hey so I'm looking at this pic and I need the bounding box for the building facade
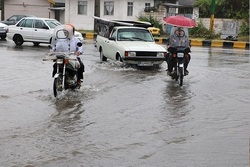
[65,0,155,30]
[2,0,56,19]
[2,0,156,30]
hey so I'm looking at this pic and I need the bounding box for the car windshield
[45,19,61,29]
[117,28,154,42]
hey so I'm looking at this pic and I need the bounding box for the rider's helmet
[64,23,75,39]
[50,24,75,49]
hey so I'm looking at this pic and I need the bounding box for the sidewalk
[82,32,249,49]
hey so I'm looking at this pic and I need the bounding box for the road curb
[82,33,249,49]
[156,38,250,49]
[82,32,97,39]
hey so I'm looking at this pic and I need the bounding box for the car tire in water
[33,42,40,46]
[14,35,24,46]
[0,35,6,39]
[100,49,107,61]
[116,54,123,62]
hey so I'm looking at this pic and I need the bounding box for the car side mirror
[43,26,49,30]
[109,37,115,41]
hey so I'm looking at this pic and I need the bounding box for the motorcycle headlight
[56,59,64,64]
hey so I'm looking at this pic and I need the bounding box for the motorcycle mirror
[56,29,69,39]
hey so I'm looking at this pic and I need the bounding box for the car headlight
[125,51,136,57]
[157,52,165,57]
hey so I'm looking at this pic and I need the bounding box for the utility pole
[209,0,215,38]
[1,0,5,20]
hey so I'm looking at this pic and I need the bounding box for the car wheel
[14,35,24,46]
[116,54,123,62]
[49,37,52,44]
[153,64,160,69]
[0,35,6,39]
[100,48,107,61]
[33,42,40,46]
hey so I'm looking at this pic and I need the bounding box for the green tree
[194,0,249,36]
[194,0,211,18]
[194,0,249,20]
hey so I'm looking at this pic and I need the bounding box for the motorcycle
[169,47,188,86]
[43,25,82,97]
[44,52,81,97]
[171,49,185,86]
[167,27,191,87]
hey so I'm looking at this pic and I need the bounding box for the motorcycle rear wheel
[53,74,63,97]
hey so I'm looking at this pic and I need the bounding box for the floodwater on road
[0,39,249,167]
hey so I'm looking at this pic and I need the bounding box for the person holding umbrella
[163,15,196,76]
[166,26,191,76]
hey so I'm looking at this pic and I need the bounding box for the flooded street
[0,39,249,167]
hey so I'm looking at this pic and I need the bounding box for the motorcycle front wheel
[178,66,184,86]
[53,74,63,97]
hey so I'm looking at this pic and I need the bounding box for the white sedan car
[7,17,84,46]
[0,22,8,39]
[96,26,167,67]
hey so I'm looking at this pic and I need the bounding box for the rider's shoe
[76,80,82,89]
[77,79,82,86]
[184,70,189,76]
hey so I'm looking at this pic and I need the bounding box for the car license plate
[137,62,153,66]
[177,53,184,58]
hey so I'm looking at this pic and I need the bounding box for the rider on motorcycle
[165,26,191,76]
[52,24,84,86]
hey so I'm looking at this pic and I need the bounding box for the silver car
[1,15,34,25]
[0,22,8,39]
[7,17,84,46]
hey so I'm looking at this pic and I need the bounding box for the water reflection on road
[0,39,249,167]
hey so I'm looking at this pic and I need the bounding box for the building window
[127,2,133,16]
[78,1,87,15]
[145,3,150,10]
[104,1,114,15]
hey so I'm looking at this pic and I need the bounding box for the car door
[105,28,117,60]
[32,19,51,43]
[17,18,34,41]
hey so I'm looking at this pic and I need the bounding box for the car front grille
[136,52,157,57]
